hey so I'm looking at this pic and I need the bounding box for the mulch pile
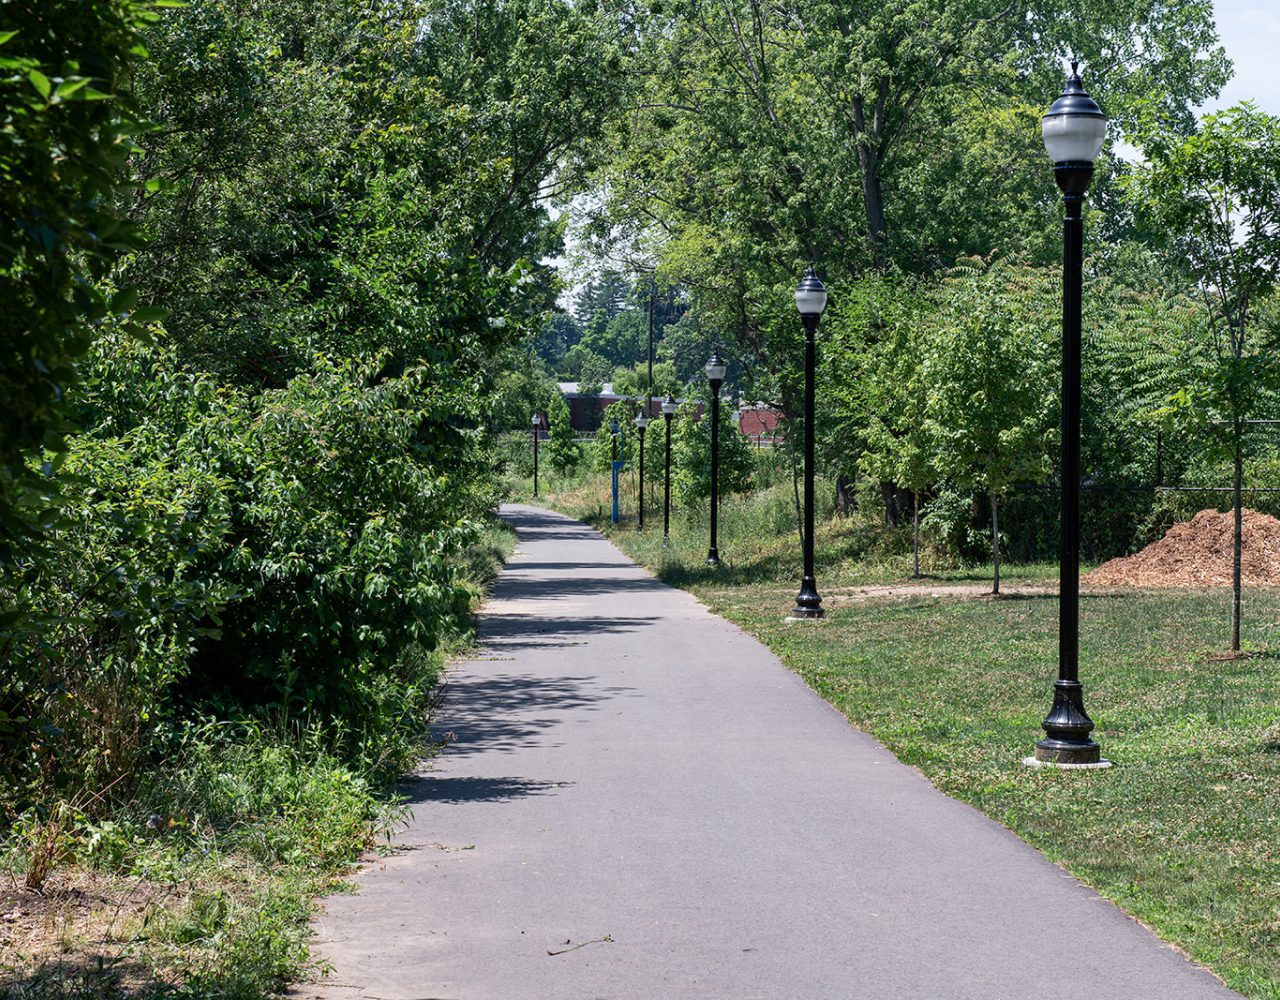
[1085,508,1280,588]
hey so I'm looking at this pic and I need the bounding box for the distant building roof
[557,381,622,398]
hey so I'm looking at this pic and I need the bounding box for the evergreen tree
[543,389,580,474]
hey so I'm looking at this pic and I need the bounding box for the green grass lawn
[534,472,1280,999]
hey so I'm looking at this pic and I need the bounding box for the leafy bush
[197,354,485,721]
[591,400,637,471]
[671,399,753,508]
[1,331,241,816]
[0,333,500,819]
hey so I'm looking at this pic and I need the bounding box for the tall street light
[635,408,649,529]
[662,394,677,539]
[1035,61,1107,766]
[705,351,727,566]
[791,267,828,619]
[531,412,541,499]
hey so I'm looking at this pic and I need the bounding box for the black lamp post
[791,267,828,619]
[705,351,727,566]
[1035,61,1107,766]
[662,394,677,539]
[531,412,541,498]
[635,408,649,529]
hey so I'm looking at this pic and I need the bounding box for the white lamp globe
[634,411,649,429]
[1042,61,1107,164]
[661,394,678,416]
[704,352,727,384]
[794,267,828,319]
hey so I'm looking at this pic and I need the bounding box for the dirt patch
[0,870,176,991]
[821,582,1058,604]
[1085,508,1280,588]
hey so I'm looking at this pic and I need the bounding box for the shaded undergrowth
[1,519,516,999]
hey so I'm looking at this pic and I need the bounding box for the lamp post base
[706,549,720,567]
[790,578,824,619]
[1035,679,1100,764]
[1033,739,1101,765]
[1022,755,1111,769]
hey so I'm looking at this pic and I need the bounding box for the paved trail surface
[304,504,1238,1000]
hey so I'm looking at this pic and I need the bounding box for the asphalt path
[303,503,1239,1000]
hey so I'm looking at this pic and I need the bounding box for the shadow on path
[506,561,632,572]
[399,775,571,805]
[435,672,636,759]
[487,576,666,601]
[478,614,660,651]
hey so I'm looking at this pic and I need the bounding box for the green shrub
[195,353,484,725]
[543,389,580,474]
[671,399,753,507]
[0,331,241,817]
[1,335,498,819]
[591,400,637,471]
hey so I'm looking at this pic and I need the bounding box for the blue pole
[611,460,620,523]
[610,420,623,525]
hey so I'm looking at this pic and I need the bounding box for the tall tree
[576,0,1227,510]
[923,263,1057,594]
[1129,103,1280,652]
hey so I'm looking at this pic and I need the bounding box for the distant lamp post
[635,408,649,529]
[1034,61,1108,767]
[704,351,727,566]
[610,417,621,525]
[531,412,541,498]
[662,394,678,539]
[791,266,828,619]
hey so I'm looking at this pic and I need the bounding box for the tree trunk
[881,481,901,527]
[1232,417,1243,652]
[856,143,889,270]
[912,489,921,578]
[835,474,856,517]
[990,492,1000,596]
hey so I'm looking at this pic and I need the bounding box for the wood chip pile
[1084,508,1280,588]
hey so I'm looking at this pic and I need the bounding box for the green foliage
[1128,102,1280,415]
[592,401,635,471]
[922,263,1057,499]
[0,0,159,551]
[823,272,929,487]
[1128,102,1280,648]
[1,330,241,811]
[534,311,583,368]
[543,389,580,475]
[610,361,680,400]
[5,720,410,994]
[580,0,1226,392]
[1,333,499,814]
[671,399,753,508]
[2,0,628,853]
[201,354,486,723]
[580,310,649,369]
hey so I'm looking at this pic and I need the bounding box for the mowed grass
[537,472,1280,999]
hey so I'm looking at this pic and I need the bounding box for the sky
[1208,0,1280,115]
